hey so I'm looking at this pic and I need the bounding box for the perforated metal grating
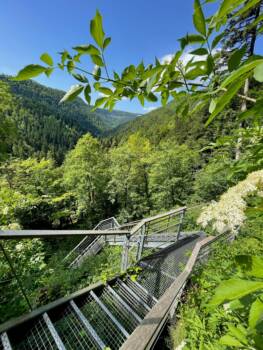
[53,304,100,350]
[11,317,58,350]
[77,293,127,350]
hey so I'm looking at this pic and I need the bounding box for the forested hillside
[0,75,137,163]
[1,0,263,347]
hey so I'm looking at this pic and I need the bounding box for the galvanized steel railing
[0,228,235,350]
[121,207,186,270]
[64,217,120,267]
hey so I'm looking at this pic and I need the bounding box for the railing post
[121,233,130,271]
[136,223,146,261]
[177,208,186,240]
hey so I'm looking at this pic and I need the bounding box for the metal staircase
[0,233,204,350]
[0,208,236,349]
[64,217,121,268]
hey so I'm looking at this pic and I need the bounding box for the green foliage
[63,133,109,226]
[149,142,199,209]
[108,133,151,221]
[192,157,232,202]
[0,75,137,163]
[170,197,263,349]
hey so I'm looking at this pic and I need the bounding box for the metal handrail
[121,207,187,270]
[120,230,235,350]
[64,217,120,263]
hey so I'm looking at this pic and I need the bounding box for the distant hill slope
[107,98,241,149]
[0,75,138,163]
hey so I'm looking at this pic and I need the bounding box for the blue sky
[0,0,261,114]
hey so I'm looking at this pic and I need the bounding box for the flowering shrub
[197,170,263,234]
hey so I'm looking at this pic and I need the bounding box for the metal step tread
[77,293,127,350]
[53,304,100,350]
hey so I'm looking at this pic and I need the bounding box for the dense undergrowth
[170,196,263,349]
[0,243,122,323]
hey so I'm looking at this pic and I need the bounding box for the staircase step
[10,316,59,350]
[76,292,127,350]
[113,279,151,319]
[107,285,142,323]
[97,286,141,334]
[43,313,66,350]
[52,303,100,350]
[90,291,129,338]
[125,278,158,307]
[69,301,105,349]
[1,333,12,350]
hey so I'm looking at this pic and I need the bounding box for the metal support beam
[177,209,186,239]
[1,333,12,350]
[136,225,146,261]
[0,230,129,239]
[90,291,129,338]
[43,313,66,350]
[121,234,130,271]
[69,301,106,349]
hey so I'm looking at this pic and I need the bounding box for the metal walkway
[0,233,206,350]
[0,208,235,349]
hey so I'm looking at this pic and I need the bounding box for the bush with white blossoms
[197,170,263,234]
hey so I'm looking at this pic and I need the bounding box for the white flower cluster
[197,170,263,234]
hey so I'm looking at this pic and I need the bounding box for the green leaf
[236,255,263,278]
[219,334,243,347]
[208,278,263,308]
[228,324,248,345]
[211,33,224,49]
[190,48,208,55]
[249,297,263,329]
[73,44,100,56]
[44,68,54,77]
[67,60,75,73]
[161,91,169,106]
[146,92,158,102]
[103,37,111,50]
[72,73,89,83]
[91,55,104,66]
[90,10,105,49]
[209,98,216,113]
[98,87,112,95]
[13,64,47,81]
[93,66,101,81]
[138,94,145,106]
[40,53,53,66]
[193,0,206,36]
[228,46,247,72]
[59,84,84,103]
[234,0,261,18]
[254,62,263,82]
[206,73,249,125]
[221,59,263,88]
[84,84,91,104]
[210,0,244,29]
[92,97,107,110]
[178,34,205,49]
